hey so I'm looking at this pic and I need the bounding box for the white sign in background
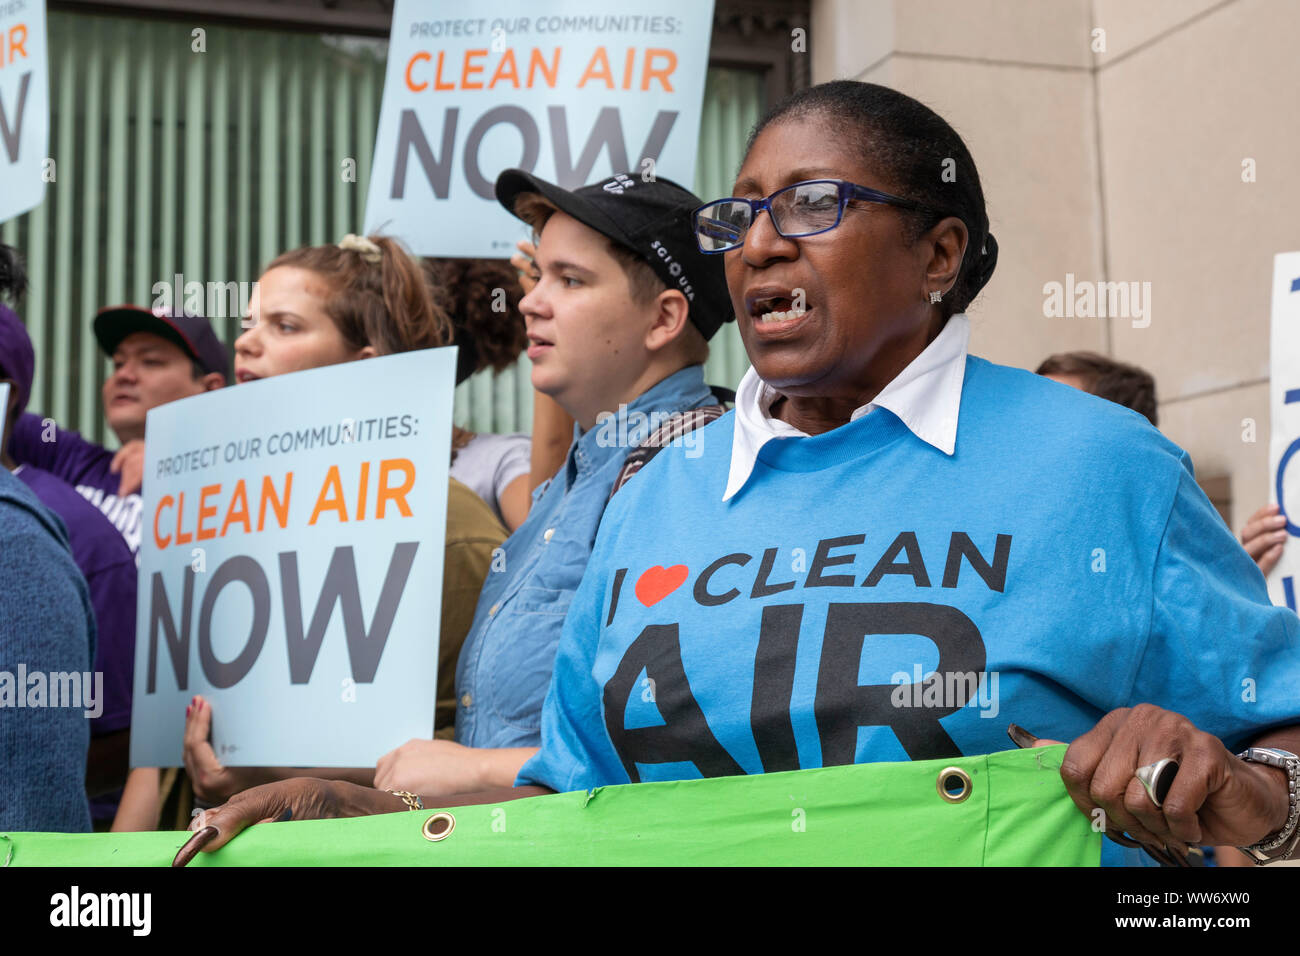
[1267,251,1300,610]
[365,0,715,258]
[0,0,47,224]
[130,349,457,767]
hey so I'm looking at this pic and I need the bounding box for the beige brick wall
[808,0,1297,532]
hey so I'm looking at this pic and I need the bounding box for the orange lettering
[153,495,174,550]
[221,479,252,537]
[357,461,370,521]
[489,48,520,89]
[462,48,487,89]
[8,25,27,62]
[377,459,416,519]
[622,47,635,90]
[641,48,676,92]
[258,473,293,531]
[405,51,431,92]
[175,491,193,546]
[309,465,349,525]
[196,484,220,541]
[527,47,560,88]
[433,50,456,90]
[578,46,614,89]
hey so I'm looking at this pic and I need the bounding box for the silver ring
[1135,758,1179,808]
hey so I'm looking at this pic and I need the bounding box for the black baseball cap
[93,305,229,383]
[495,169,734,340]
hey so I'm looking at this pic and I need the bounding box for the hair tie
[338,234,383,264]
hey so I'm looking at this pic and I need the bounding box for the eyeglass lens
[697,181,843,251]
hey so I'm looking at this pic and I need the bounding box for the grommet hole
[422,811,456,842]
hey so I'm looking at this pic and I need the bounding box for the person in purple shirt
[7,303,228,557]
[0,250,140,825]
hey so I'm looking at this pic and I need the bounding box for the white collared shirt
[723,313,971,501]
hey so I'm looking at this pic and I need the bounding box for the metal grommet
[936,766,973,804]
[422,811,456,842]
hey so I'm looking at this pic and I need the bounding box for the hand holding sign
[1046,705,1290,856]
[183,695,262,805]
[1241,503,1288,576]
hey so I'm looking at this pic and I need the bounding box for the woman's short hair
[513,193,666,307]
[265,236,452,355]
[747,80,998,318]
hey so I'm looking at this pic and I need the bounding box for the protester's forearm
[1242,725,1300,853]
[111,767,161,832]
[474,747,538,791]
[422,784,554,809]
[327,780,553,816]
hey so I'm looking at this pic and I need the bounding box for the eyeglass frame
[691,179,930,254]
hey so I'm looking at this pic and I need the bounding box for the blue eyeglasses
[692,179,926,254]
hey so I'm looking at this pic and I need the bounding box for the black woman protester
[178,82,1300,868]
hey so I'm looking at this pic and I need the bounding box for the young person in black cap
[8,305,228,556]
[369,169,734,801]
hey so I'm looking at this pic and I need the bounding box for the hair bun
[338,233,383,264]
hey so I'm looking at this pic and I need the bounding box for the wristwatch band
[1236,747,1300,864]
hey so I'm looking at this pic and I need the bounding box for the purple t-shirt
[15,464,138,822]
[10,412,143,557]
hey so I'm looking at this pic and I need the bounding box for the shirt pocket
[481,587,573,735]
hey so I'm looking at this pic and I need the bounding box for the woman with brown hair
[114,234,506,829]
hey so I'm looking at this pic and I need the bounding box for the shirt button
[489,603,500,616]
[461,693,472,708]
[543,527,555,542]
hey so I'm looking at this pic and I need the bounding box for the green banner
[2,746,1099,866]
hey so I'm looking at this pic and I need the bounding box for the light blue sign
[364,0,716,257]
[130,349,456,767]
[0,0,47,225]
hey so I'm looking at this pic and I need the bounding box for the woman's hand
[182,695,263,805]
[510,239,538,294]
[1052,705,1289,855]
[1241,503,1288,576]
[172,778,405,866]
[110,439,146,496]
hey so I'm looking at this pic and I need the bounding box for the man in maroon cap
[8,304,228,557]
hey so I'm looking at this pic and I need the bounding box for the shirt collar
[566,363,713,486]
[724,313,971,501]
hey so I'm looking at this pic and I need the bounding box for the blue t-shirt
[517,357,1300,862]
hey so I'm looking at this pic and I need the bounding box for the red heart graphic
[635,565,689,607]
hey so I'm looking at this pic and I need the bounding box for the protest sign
[5,747,1101,866]
[129,349,457,767]
[1267,252,1300,610]
[364,0,715,257]
[0,0,47,224]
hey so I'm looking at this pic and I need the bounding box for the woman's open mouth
[746,289,813,336]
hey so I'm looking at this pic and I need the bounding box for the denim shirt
[453,364,716,748]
